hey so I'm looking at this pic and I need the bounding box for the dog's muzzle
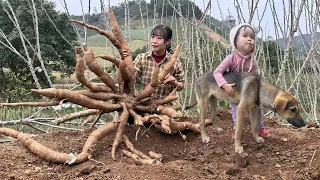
[287,117,306,128]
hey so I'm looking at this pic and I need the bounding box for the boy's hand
[123,50,130,57]
[222,83,236,96]
[163,75,176,85]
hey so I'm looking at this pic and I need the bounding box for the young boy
[214,23,270,138]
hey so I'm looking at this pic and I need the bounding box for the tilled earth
[1,109,320,179]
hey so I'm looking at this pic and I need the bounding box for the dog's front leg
[249,106,264,143]
[209,96,223,134]
[234,105,246,154]
[199,100,210,143]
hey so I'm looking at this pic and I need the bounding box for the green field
[85,29,149,47]
[85,26,150,64]
[88,40,146,57]
[89,39,146,66]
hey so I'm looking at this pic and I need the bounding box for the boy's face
[235,27,255,55]
[150,32,170,55]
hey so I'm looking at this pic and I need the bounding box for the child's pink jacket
[213,51,258,88]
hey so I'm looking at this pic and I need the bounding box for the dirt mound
[1,109,319,179]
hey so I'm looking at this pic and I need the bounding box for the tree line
[73,0,203,24]
[0,0,78,102]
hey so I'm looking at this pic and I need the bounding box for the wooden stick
[0,100,60,107]
[53,109,100,124]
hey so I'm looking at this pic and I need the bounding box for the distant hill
[197,22,230,49]
[70,0,231,44]
[276,32,320,50]
[71,0,203,31]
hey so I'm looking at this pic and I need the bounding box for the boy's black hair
[234,25,255,48]
[151,24,172,52]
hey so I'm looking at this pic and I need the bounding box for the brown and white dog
[185,71,306,154]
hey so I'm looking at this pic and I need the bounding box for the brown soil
[1,109,319,180]
[197,22,230,49]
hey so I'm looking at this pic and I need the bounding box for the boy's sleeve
[213,55,232,88]
[133,54,142,78]
[251,59,259,73]
[173,58,184,82]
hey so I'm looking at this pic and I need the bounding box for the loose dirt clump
[0,109,319,179]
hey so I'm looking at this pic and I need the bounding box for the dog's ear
[274,96,287,113]
[285,100,295,109]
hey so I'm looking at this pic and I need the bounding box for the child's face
[235,27,255,55]
[150,33,170,55]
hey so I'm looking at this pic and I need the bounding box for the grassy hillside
[85,29,149,47]
[88,40,147,58]
[83,25,151,65]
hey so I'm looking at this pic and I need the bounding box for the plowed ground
[1,109,319,179]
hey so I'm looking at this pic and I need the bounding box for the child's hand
[163,75,176,85]
[122,50,130,57]
[222,83,236,96]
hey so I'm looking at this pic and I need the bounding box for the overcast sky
[50,0,313,39]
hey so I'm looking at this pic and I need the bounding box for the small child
[213,23,270,138]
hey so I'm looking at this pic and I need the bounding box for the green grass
[85,30,148,48]
[129,28,150,40]
[84,25,150,47]
[89,39,146,66]
[89,39,146,55]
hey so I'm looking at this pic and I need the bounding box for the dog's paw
[202,136,210,143]
[215,127,224,134]
[255,136,264,143]
[235,145,244,154]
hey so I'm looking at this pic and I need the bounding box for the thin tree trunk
[30,0,52,87]
[276,0,306,85]
[3,1,41,89]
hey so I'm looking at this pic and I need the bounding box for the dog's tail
[182,101,197,110]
